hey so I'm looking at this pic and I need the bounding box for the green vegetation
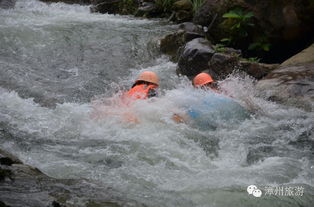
[119,0,138,15]
[213,44,226,53]
[155,0,175,13]
[220,7,255,46]
[249,39,271,52]
[189,0,206,13]
[246,57,261,63]
[220,7,272,60]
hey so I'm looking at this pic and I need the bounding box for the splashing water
[1,0,314,206]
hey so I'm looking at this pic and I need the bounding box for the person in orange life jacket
[124,71,159,102]
[172,73,216,123]
[90,71,159,122]
[121,71,159,123]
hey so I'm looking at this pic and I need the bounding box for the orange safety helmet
[135,71,159,86]
[193,72,214,87]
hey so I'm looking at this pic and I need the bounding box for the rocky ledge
[257,43,314,111]
[0,149,143,207]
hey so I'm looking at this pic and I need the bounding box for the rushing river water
[1,0,314,206]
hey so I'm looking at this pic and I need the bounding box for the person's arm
[172,113,189,123]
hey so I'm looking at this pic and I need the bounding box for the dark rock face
[193,0,314,62]
[0,149,143,207]
[0,0,16,9]
[194,0,314,40]
[209,53,239,79]
[90,0,138,15]
[177,38,215,77]
[193,0,222,27]
[90,0,122,14]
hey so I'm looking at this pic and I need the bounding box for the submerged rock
[177,38,215,77]
[257,44,314,110]
[0,0,16,9]
[0,149,143,207]
[160,22,205,61]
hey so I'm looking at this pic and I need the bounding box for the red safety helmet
[193,73,214,87]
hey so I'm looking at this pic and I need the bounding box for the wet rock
[257,43,314,110]
[0,0,16,9]
[178,22,205,35]
[208,53,239,79]
[160,30,185,61]
[138,2,156,12]
[257,46,314,110]
[160,23,205,61]
[247,145,275,165]
[177,38,215,77]
[0,149,22,166]
[90,0,122,14]
[0,149,143,207]
[238,61,279,79]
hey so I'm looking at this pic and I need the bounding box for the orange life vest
[124,83,157,101]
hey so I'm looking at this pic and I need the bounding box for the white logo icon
[247,185,257,194]
[252,189,262,197]
[247,185,262,197]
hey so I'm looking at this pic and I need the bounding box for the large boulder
[0,0,16,9]
[256,43,314,110]
[176,37,277,80]
[177,38,215,77]
[160,22,205,61]
[208,52,239,79]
